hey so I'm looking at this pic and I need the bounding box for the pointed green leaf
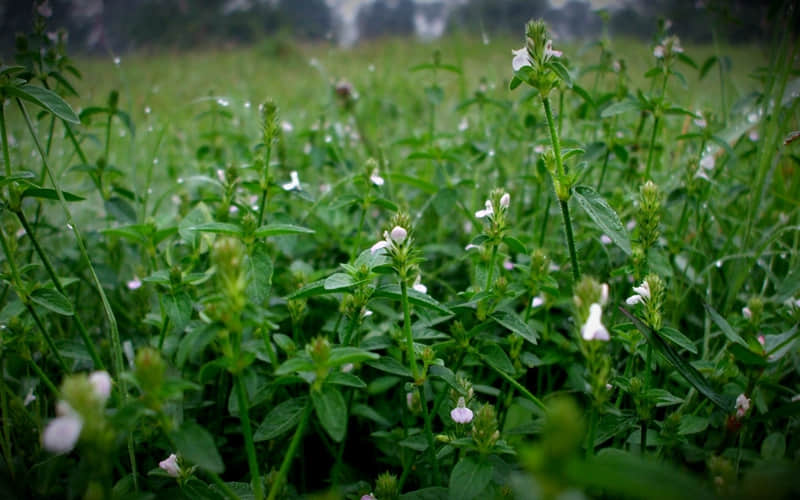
[254,396,309,441]
[30,288,74,316]
[449,456,493,500]
[5,84,80,123]
[245,242,273,305]
[703,302,747,346]
[188,222,243,236]
[600,99,641,118]
[170,422,224,473]
[490,310,538,345]
[253,223,314,238]
[573,185,631,255]
[311,386,347,442]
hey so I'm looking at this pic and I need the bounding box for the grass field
[1,12,799,500]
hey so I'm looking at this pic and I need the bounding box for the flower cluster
[625,274,665,331]
[42,371,112,454]
[510,19,564,96]
[574,277,611,342]
[653,35,684,60]
[735,393,751,419]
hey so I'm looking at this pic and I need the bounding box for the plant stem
[15,210,104,369]
[27,358,59,395]
[400,280,419,381]
[16,98,138,487]
[644,115,660,180]
[479,350,546,413]
[235,375,263,500]
[268,402,312,500]
[0,106,11,176]
[207,470,242,500]
[417,383,438,485]
[586,405,597,457]
[485,243,498,291]
[0,357,15,479]
[542,95,580,283]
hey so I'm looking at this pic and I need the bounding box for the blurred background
[0,0,776,55]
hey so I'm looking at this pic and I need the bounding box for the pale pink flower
[511,48,532,72]
[500,192,510,209]
[450,397,473,424]
[89,371,112,403]
[581,304,609,341]
[475,199,493,219]
[742,307,752,320]
[159,453,180,477]
[735,393,751,418]
[282,171,301,191]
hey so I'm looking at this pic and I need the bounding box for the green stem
[267,402,312,500]
[16,98,137,486]
[479,350,546,412]
[0,105,12,176]
[417,384,438,485]
[542,96,580,283]
[644,115,661,180]
[352,204,367,261]
[15,210,104,369]
[586,405,598,457]
[207,470,242,500]
[235,375,263,500]
[257,146,272,226]
[27,358,59,395]
[485,244,498,291]
[24,301,68,372]
[400,280,419,381]
[0,357,15,479]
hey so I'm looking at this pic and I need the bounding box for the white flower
[735,393,751,418]
[700,154,715,170]
[37,2,53,17]
[341,363,354,373]
[600,234,612,245]
[370,239,391,254]
[694,116,707,128]
[511,47,532,72]
[281,120,293,133]
[500,193,510,209]
[89,371,112,403]
[600,283,609,306]
[694,169,711,182]
[458,118,469,131]
[465,244,481,251]
[758,335,765,346]
[159,453,180,477]
[742,307,752,320]
[475,200,493,218]
[42,403,83,454]
[626,280,650,306]
[24,389,36,406]
[581,303,610,341]
[412,275,427,294]
[531,296,545,308]
[534,144,545,154]
[450,397,473,424]
[612,60,621,73]
[127,277,142,290]
[390,226,407,243]
[503,259,513,271]
[369,169,384,186]
[653,45,665,58]
[361,494,377,500]
[282,171,301,191]
[544,39,562,59]
[749,130,759,142]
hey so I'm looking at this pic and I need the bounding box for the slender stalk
[478,349,546,412]
[643,115,661,180]
[0,357,15,479]
[24,302,68,372]
[257,146,272,226]
[15,210,104,369]
[16,98,138,487]
[27,358,59,395]
[235,375,263,500]
[586,405,598,457]
[0,106,11,176]
[207,470,242,500]
[268,402,312,500]
[416,384,438,484]
[485,244,498,291]
[542,96,580,283]
[400,280,419,381]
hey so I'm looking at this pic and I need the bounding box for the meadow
[0,9,799,500]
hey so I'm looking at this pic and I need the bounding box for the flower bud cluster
[471,403,501,453]
[511,19,563,96]
[626,274,665,331]
[636,180,661,252]
[369,213,420,283]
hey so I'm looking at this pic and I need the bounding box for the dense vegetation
[0,3,799,499]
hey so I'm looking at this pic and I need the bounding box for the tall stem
[644,115,661,180]
[0,106,11,176]
[400,280,419,381]
[542,96,580,283]
[0,357,15,479]
[485,244,498,291]
[268,403,312,500]
[235,375,263,500]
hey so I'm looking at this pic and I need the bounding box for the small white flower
[600,283,609,306]
[281,120,293,133]
[626,294,645,306]
[42,403,83,454]
[612,60,621,73]
[626,281,650,306]
[700,154,715,170]
[511,47,532,72]
[465,244,481,251]
[600,234,612,245]
[503,259,513,271]
[499,193,510,209]
[361,494,377,500]
[412,275,427,294]
[758,335,765,346]
[531,296,545,308]
[282,171,301,191]
[694,169,711,182]
[653,45,665,58]
[475,200,493,219]
[369,169,384,186]
[390,226,407,243]
[89,371,112,403]
[159,453,180,477]
[742,307,752,320]
[370,239,391,254]
[450,397,473,424]
[534,144,545,154]
[694,116,707,128]
[581,303,610,341]
[458,118,469,132]
[37,2,53,18]
[735,393,751,418]
[341,363,354,373]
[127,277,142,290]
[216,169,226,183]
[24,389,36,406]
[544,39,562,59]
[319,183,331,194]
[229,205,239,215]
[362,309,373,318]
[749,130,759,142]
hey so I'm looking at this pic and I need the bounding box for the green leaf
[253,223,314,238]
[619,307,733,412]
[324,273,357,291]
[275,355,315,375]
[326,371,366,388]
[311,386,347,442]
[502,236,527,255]
[699,55,717,80]
[761,432,786,460]
[489,310,538,345]
[659,326,697,354]
[480,344,515,375]
[448,456,493,500]
[4,84,80,123]
[22,187,84,202]
[373,284,453,316]
[286,279,330,300]
[573,185,631,255]
[188,222,243,236]
[703,303,747,347]
[327,347,380,368]
[164,291,192,333]
[366,356,413,378]
[254,396,309,441]
[30,288,74,316]
[548,60,572,86]
[600,99,641,118]
[244,242,273,305]
[400,487,449,500]
[678,415,709,435]
[170,422,224,473]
